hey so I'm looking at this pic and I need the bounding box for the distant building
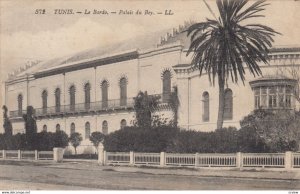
[4,22,300,153]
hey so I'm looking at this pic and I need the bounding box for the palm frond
[186,0,279,85]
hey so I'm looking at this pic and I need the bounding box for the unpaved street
[0,161,300,190]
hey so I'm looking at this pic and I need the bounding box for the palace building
[4,22,300,153]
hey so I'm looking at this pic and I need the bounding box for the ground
[0,160,300,190]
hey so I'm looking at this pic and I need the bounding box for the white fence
[293,153,300,168]
[134,152,160,165]
[106,152,130,164]
[197,153,236,167]
[242,153,285,168]
[0,150,54,161]
[98,150,300,170]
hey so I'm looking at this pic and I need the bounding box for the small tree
[23,106,37,150]
[169,86,180,128]
[2,105,13,136]
[89,131,105,153]
[133,91,160,129]
[69,132,82,155]
[54,130,69,148]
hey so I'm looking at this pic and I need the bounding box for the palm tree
[186,0,280,129]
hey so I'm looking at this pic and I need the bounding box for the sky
[1,0,300,78]
[0,0,300,129]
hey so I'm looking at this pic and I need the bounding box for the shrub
[0,130,69,151]
[69,132,83,155]
[89,131,105,153]
[104,126,179,152]
[240,109,300,152]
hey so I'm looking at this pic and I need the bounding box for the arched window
[56,124,61,132]
[162,70,171,102]
[85,122,91,139]
[120,119,127,129]
[224,89,233,120]
[120,78,127,106]
[84,83,91,110]
[55,88,61,113]
[18,94,23,116]
[69,85,76,111]
[202,92,209,122]
[101,81,108,109]
[42,90,48,114]
[43,124,47,132]
[102,120,108,135]
[70,123,75,134]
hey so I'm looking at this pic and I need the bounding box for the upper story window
[55,88,61,112]
[120,78,127,106]
[101,80,108,108]
[17,94,23,116]
[102,120,108,135]
[42,90,48,113]
[202,92,209,122]
[84,83,91,109]
[85,122,90,139]
[69,85,76,111]
[224,88,233,120]
[162,70,171,103]
[250,78,297,110]
[70,122,75,134]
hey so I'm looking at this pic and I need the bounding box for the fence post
[35,150,38,160]
[285,151,293,171]
[18,150,21,160]
[160,152,166,167]
[130,151,134,166]
[98,144,104,165]
[236,152,243,168]
[2,150,6,160]
[103,151,107,165]
[195,153,198,167]
[53,148,64,162]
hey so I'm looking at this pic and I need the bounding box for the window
[162,70,171,103]
[84,83,91,110]
[261,87,267,108]
[251,85,295,109]
[286,86,293,108]
[224,89,233,120]
[43,125,47,132]
[278,86,285,107]
[254,88,260,109]
[55,88,61,112]
[69,85,76,111]
[56,124,61,132]
[101,81,108,108]
[18,94,23,116]
[102,120,108,135]
[120,119,127,129]
[85,122,90,139]
[120,78,127,106]
[269,87,277,108]
[42,90,48,114]
[70,123,75,134]
[202,92,209,122]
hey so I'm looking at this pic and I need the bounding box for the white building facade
[4,26,300,153]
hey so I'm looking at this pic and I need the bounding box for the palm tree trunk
[217,76,225,129]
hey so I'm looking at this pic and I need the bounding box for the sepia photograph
[1,0,300,191]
